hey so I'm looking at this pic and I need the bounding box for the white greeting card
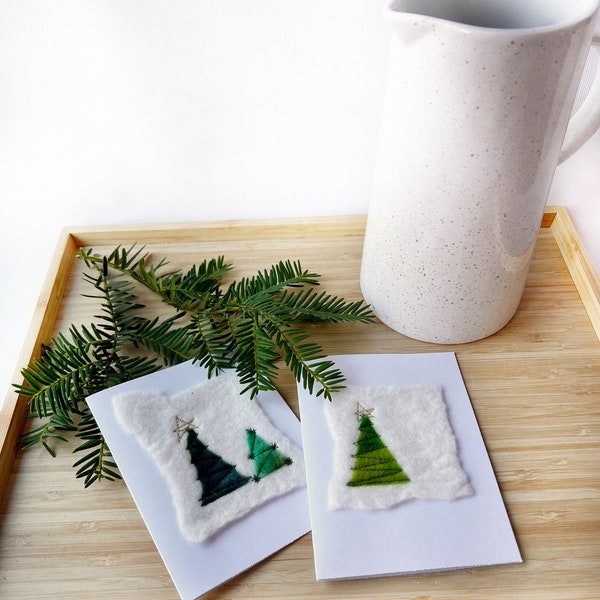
[87,361,310,600]
[297,353,521,580]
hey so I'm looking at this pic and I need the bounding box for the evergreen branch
[17,243,375,487]
[134,257,231,310]
[79,246,231,312]
[79,244,162,289]
[81,272,146,339]
[20,411,77,457]
[73,409,121,488]
[227,260,321,300]
[16,330,102,418]
[266,322,346,401]
[129,313,195,367]
[101,354,162,388]
[229,314,280,398]
[277,287,377,323]
[189,313,235,377]
[223,289,349,400]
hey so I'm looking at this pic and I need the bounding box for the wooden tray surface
[0,206,599,599]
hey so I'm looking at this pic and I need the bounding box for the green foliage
[73,410,121,488]
[16,244,375,486]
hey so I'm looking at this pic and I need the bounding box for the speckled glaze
[361,0,600,344]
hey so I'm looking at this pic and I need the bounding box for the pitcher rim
[386,0,600,36]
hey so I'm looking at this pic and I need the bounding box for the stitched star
[173,416,198,442]
[355,402,374,422]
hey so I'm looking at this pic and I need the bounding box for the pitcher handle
[560,34,600,162]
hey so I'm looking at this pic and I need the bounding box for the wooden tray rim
[1,205,598,499]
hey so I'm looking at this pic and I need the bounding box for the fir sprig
[16,244,375,486]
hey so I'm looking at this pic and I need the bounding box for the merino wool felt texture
[112,373,305,542]
[324,384,473,511]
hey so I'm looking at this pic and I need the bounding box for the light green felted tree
[347,410,410,488]
[246,428,293,482]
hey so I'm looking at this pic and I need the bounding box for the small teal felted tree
[185,427,251,505]
[347,405,410,487]
[246,428,293,482]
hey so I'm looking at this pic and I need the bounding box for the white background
[1,1,600,403]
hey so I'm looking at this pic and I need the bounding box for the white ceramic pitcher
[360,0,600,344]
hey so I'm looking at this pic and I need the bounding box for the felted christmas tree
[185,427,251,505]
[347,410,410,488]
[246,428,293,482]
[113,375,306,542]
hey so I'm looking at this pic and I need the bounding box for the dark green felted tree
[246,428,293,482]
[347,414,410,487]
[185,428,250,505]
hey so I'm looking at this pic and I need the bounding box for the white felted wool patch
[112,373,305,542]
[325,384,472,511]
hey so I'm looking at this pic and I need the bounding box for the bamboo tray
[1,206,599,599]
